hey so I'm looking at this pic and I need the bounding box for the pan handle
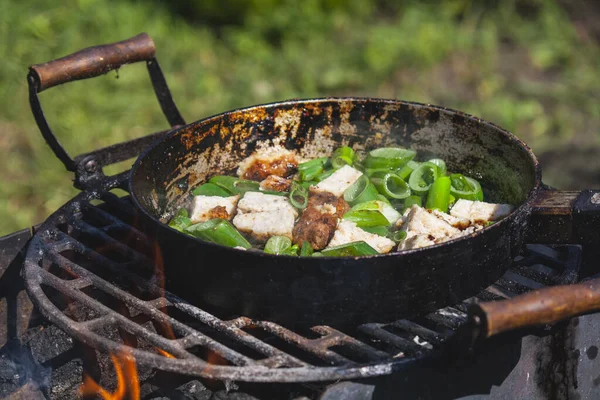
[27,33,185,185]
[469,277,600,339]
[468,188,600,340]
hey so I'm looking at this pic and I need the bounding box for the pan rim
[129,96,542,259]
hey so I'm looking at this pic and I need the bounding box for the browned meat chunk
[292,191,350,250]
[259,175,292,192]
[237,147,298,181]
[205,205,230,220]
[292,208,338,250]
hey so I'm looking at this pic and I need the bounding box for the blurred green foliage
[0,0,598,234]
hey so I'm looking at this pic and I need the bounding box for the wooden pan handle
[29,33,155,92]
[470,277,600,339]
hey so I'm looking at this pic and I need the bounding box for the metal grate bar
[48,230,310,368]
[358,324,430,354]
[69,218,153,266]
[389,320,446,345]
[254,321,355,365]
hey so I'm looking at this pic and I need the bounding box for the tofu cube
[190,195,240,223]
[232,191,298,242]
[327,220,395,254]
[232,209,297,242]
[450,199,514,223]
[237,191,298,217]
[311,165,363,197]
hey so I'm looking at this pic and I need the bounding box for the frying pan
[28,34,600,335]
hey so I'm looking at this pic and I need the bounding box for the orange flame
[155,347,176,359]
[81,352,140,400]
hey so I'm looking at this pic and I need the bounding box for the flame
[155,347,176,359]
[81,352,140,400]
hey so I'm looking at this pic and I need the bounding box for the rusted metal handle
[470,277,600,339]
[27,33,185,185]
[29,33,155,92]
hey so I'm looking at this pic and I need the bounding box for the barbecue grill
[1,34,600,399]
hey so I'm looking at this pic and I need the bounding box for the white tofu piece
[190,195,239,223]
[403,205,461,242]
[450,199,514,223]
[310,165,363,197]
[397,234,436,251]
[237,191,298,217]
[236,146,297,178]
[327,220,395,254]
[431,209,471,230]
[232,209,296,242]
[449,224,484,239]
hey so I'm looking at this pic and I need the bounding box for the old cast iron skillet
[129,97,541,329]
[28,33,599,335]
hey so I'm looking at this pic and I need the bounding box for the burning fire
[81,351,140,400]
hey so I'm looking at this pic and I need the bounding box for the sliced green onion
[168,208,192,232]
[300,241,314,257]
[192,183,231,197]
[282,244,300,256]
[449,194,456,207]
[370,171,411,200]
[343,175,379,206]
[349,200,401,225]
[376,194,391,204]
[320,241,379,257]
[264,236,293,255]
[314,168,336,182]
[208,176,260,195]
[234,180,260,193]
[426,176,452,212]
[343,209,390,228]
[390,230,407,242]
[331,146,355,169]
[362,225,389,237]
[404,195,422,209]
[364,147,416,170]
[397,160,421,180]
[289,182,309,209]
[260,190,289,196]
[408,162,440,196]
[428,158,447,176]
[298,157,328,181]
[450,174,484,201]
[312,252,324,257]
[185,218,251,249]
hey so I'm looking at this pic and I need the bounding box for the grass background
[1,0,599,235]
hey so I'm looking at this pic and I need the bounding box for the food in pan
[168,145,514,256]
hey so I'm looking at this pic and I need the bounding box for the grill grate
[22,174,578,383]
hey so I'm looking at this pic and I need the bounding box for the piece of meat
[190,195,239,223]
[450,199,514,224]
[327,220,395,254]
[232,208,297,242]
[236,146,298,181]
[307,190,350,218]
[292,190,351,250]
[259,175,292,192]
[310,165,363,197]
[292,207,339,250]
